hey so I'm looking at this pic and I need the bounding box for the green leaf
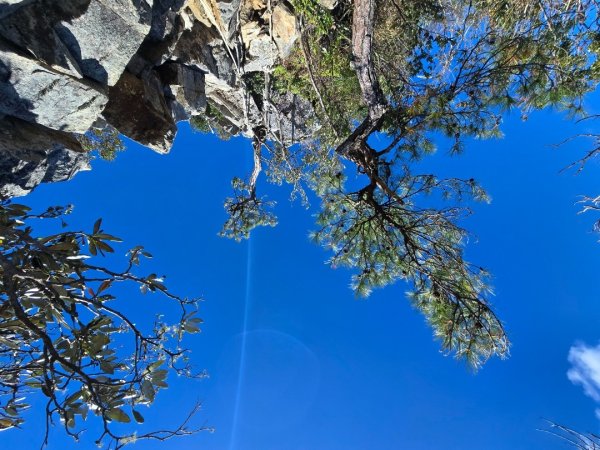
[8,204,31,213]
[95,240,114,254]
[100,361,115,374]
[97,280,112,294]
[147,360,164,372]
[132,409,144,424]
[94,233,122,242]
[106,408,130,423]
[93,218,102,234]
[151,369,168,382]
[0,418,16,430]
[89,240,98,256]
[184,321,201,333]
[64,390,82,406]
[141,380,155,402]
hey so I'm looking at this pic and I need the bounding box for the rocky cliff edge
[0,0,314,196]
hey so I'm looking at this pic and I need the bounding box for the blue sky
[4,103,600,450]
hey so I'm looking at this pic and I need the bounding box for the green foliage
[359,0,598,170]
[310,166,505,367]
[290,0,334,35]
[273,0,362,145]
[79,125,125,162]
[0,201,205,448]
[217,0,600,367]
[220,177,277,241]
[242,71,266,110]
[243,72,266,96]
[190,103,236,141]
[264,141,339,206]
[189,114,211,134]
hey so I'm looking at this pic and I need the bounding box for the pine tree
[214,0,600,367]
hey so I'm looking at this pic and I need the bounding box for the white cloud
[567,342,600,402]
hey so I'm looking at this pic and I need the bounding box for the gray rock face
[102,70,176,154]
[124,0,190,82]
[218,0,242,37]
[55,0,154,86]
[0,0,88,78]
[244,34,277,72]
[159,62,207,121]
[173,20,236,85]
[204,73,262,134]
[0,0,314,197]
[267,91,319,144]
[0,45,108,133]
[271,4,298,59]
[0,116,90,198]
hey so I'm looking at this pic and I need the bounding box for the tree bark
[336,0,387,159]
[351,0,386,120]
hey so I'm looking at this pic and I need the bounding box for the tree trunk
[351,0,386,120]
[336,0,387,159]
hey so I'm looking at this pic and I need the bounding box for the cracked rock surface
[0,0,311,196]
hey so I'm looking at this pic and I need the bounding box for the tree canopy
[0,200,204,448]
[196,0,600,368]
